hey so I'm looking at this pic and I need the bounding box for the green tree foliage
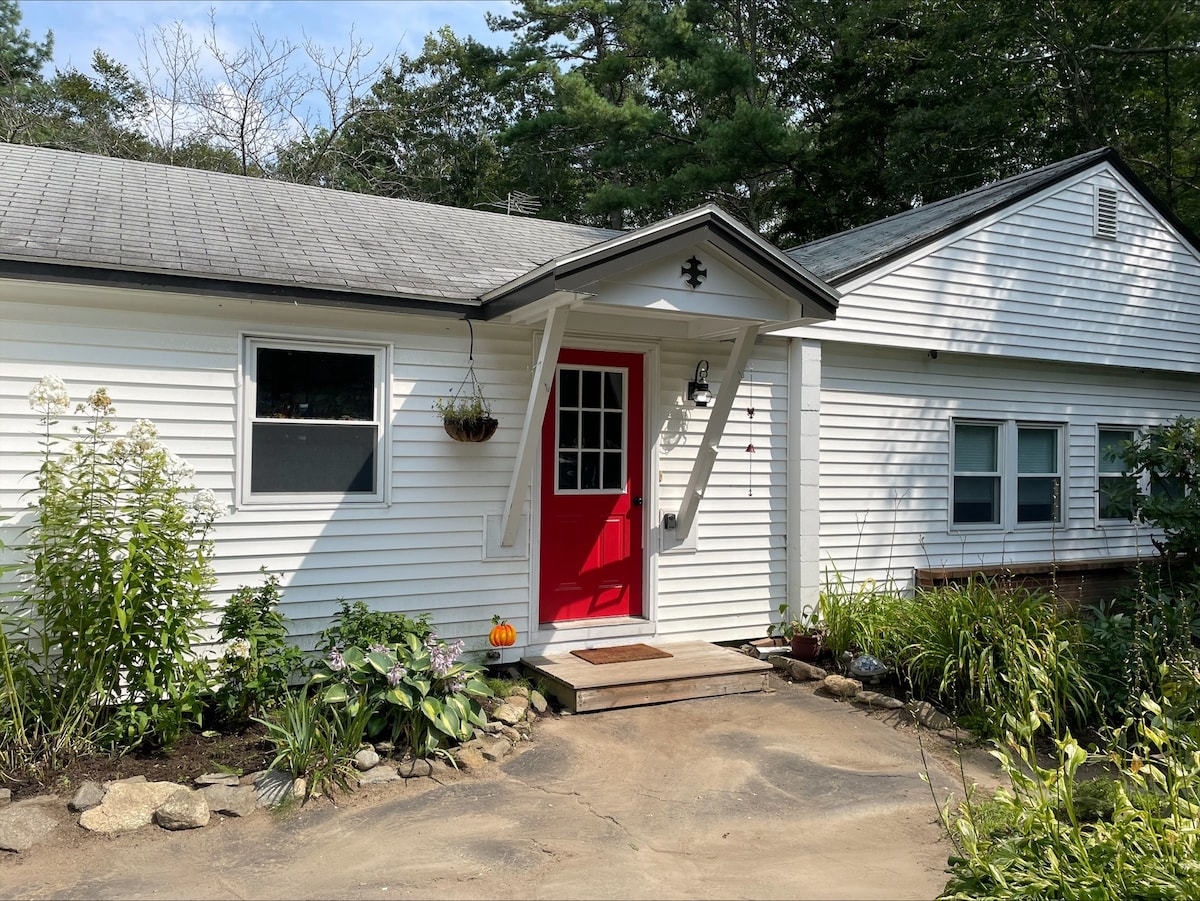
[2,0,1199,242]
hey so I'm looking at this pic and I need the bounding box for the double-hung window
[242,338,387,504]
[951,420,1063,529]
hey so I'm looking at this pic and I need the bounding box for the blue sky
[18,1,516,75]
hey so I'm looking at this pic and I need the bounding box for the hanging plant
[435,320,498,442]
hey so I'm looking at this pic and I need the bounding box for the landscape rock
[395,758,433,779]
[153,787,210,830]
[493,703,525,726]
[499,725,522,743]
[355,765,400,785]
[529,690,549,714]
[195,772,240,787]
[910,701,954,731]
[373,741,395,756]
[202,784,258,817]
[0,788,10,807]
[428,757,455,779]
[104,775,147,787]
[852,690,905,710]
[451,746,486,772]
[69,781,106,813]
[354,747,381,771]
[822,674,863,699]
[788,660,827,681]
[505,694,530,712]
[505,685,530,699]
[482,739,512,762]
[254,770,298,808]
[0,803,59,851]
[78,781,181,834]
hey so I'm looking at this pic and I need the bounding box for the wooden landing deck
[521,640,772,713]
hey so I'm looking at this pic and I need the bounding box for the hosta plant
[310,630,493,757]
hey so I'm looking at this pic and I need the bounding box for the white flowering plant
[7,377,220,764]
[309,629,493,758]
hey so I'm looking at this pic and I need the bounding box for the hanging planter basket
[443,416,499,443]
[435,320,499,443]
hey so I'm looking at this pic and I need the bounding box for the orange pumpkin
[489,618,517,647]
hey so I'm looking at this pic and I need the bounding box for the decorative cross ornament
[681,256,708,288]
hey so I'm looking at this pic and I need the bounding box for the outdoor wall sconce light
[688,359,713,407]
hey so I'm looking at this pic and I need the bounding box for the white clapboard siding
[818,343,1200,590]
[802,167,1200,375]
[1,286,794,651]
[654,339,788,642]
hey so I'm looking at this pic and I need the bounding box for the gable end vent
[1095,186,1119,238]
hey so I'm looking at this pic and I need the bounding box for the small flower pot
[790,634,821,662]
[443,417,499,442]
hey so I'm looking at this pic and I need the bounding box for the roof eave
[0,258,482,317]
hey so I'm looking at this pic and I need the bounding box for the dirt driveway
[1,676,1000,900]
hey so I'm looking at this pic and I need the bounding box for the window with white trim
[242,338,387,503]
[951,420,1064,528]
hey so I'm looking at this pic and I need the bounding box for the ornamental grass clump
[1,377,219,779]
[310,628,493,759]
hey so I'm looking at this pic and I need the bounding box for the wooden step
[521,640,771,713]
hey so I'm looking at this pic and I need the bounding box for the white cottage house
[1,144,1196,660]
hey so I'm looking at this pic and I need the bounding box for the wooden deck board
[521,641,771,713]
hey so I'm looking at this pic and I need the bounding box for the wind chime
[745,363,755,496]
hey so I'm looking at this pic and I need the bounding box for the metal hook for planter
[450,319,487,408]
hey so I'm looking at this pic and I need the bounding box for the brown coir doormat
[571,643,673,665]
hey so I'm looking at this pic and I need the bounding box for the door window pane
[557,365,626,492]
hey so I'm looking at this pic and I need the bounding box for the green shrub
[3,377,219,775]
[940,688,1200,899]
[902,577,1096,739]
[210,570,305,728]
[317,599,433,653]
[310,630,492,758]
[1082,569,1200,723]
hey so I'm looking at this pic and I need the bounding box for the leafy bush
[310,630,492,758]
[3,378,219,775]
[940,688,1200,899]
[317,599,433,654]
[1082,568,1200,723]
[1110,416,1200,573]
[210,570,305,728]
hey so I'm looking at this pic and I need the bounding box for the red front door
[539,349,644,623]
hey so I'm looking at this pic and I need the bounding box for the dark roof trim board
[788,148,1200,285]
[482,204,839,321]
[0,258,482,317]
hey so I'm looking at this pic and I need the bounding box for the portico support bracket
[674,323,759,540]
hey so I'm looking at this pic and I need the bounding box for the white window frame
[950,419,1065,531]
[239,336,389,507]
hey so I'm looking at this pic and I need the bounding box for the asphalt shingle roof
[787,149,1117,284]
[0,143,621,304]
